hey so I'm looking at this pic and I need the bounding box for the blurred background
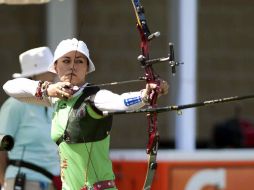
[1,0,254,150]
[1,0,254,189]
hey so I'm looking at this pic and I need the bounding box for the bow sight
[140,42,184,76]
[133,0,183,76]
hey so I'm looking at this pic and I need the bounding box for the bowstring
[70,0,100,186]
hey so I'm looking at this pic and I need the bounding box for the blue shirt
[0,97,60,182]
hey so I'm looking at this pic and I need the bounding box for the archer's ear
[54,62,58,73]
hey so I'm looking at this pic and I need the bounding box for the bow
[131,1,159,189]
[130,1,181,189]
[72,1,181,188]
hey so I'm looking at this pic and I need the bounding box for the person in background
[3,38,169,190]
[0,47,61,190]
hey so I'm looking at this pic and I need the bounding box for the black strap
[56,136,64,146]
[9,159,53,180]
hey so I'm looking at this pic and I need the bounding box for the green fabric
[51,96,116,190]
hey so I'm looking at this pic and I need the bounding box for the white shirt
[3,78,146,112]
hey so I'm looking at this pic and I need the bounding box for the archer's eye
[74,59,85,64]
[63,59,71,64]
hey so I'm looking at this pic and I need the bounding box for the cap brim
[12,70,50,78]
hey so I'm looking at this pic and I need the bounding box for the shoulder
[1,97,25,109]
[0,98,24,124]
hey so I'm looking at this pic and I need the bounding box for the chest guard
[56,86,113,145]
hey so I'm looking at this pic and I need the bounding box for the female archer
[3,38,168,190]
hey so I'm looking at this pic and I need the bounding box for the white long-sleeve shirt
[3,78,146,112]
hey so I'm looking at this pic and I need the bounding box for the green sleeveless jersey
[51,95,116,190]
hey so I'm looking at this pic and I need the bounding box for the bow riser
[131,0,161,189]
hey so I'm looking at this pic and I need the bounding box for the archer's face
[54,51,88,86]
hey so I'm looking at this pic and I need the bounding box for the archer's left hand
[158,80,169,96]
[141,80,169,103]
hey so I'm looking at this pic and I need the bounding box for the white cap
[48,38,95,74]
[13,47,53,78]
